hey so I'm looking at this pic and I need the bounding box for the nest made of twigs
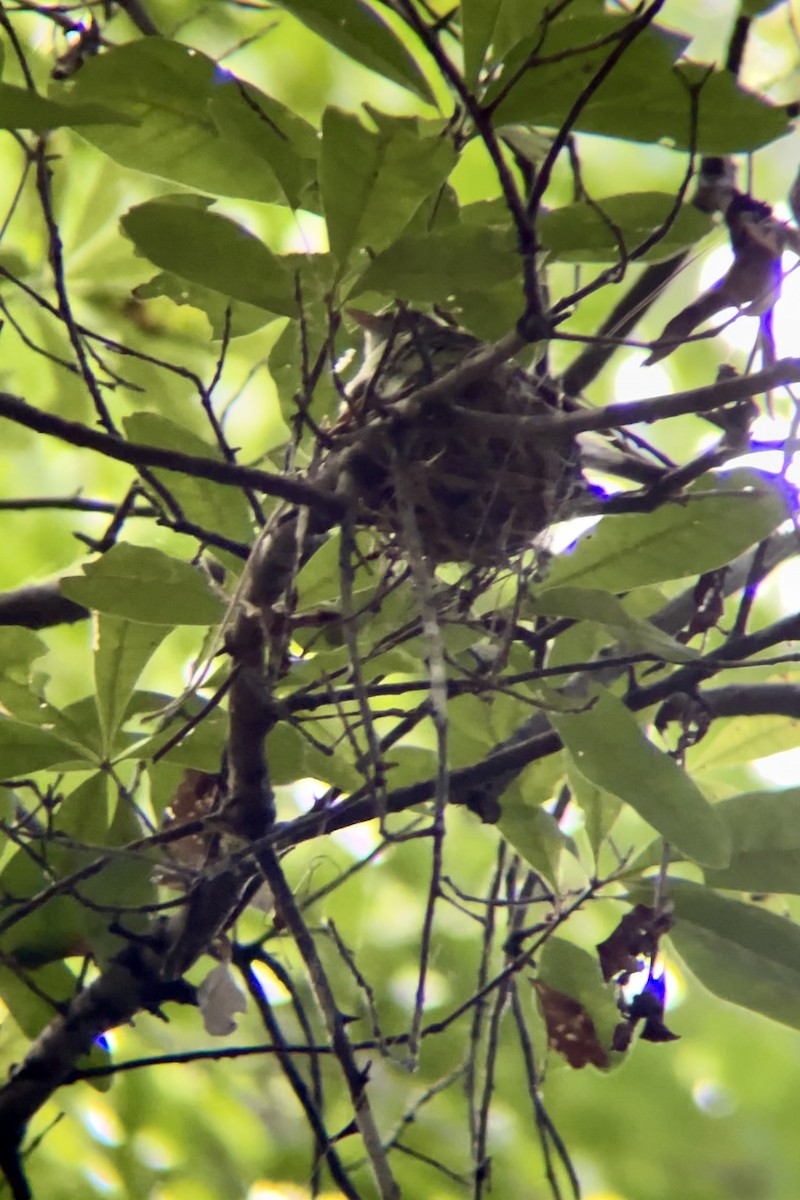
[331,310,583,566]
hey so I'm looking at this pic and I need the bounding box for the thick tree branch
[0,393,345,517]
[0,940,195,1200]
[446,358,800,437]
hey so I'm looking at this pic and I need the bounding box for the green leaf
[134,271,273,339]
[93,614,169,754]
[539,193,713,264]
[567,762,623,860]
[47,695,105,760]
[0,628,47,676]
[659,880,800,1030]
[208,80,320,211]
[689,713,800,773]
[147,707,228,773]
[703,788,800,894]
[270,308,340,427]
[530,586,697,662]
[352,224,521,301]
[320,108,455,270]
[272,0,434,102]
[121,200,295,316]
[461,0,503,84]
[551,688,730,867]
[543,471,788,591]
[122,412,254,546]
[0,718,80,774]
[0,776,155,980]
[740,0,783,12]
[0,816,97,967]
[57,39,292,201]
[497,792,567,887]
[266,723,309,786]
[305,744,363,792]
[485,15,786,152]
[61,544,224,626]
[0,961,79,1039]
[92,783,157,955]
[0,82,132,131]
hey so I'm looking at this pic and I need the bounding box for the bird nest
[331,310,583,567]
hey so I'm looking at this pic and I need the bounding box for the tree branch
[0,392,345,517]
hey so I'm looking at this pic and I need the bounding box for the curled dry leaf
[596,904,674,983]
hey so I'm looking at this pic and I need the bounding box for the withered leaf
[596,904,674,982]
[533,980,610,1069]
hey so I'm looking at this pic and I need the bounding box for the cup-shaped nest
[334,310,584,565]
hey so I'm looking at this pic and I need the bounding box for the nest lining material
[333,310,584,565]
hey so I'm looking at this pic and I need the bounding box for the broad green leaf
[92,782,157,956]
[0,82,133,131]
[305,744,363,793]
[58,39,291,201]
[0,961,79,1039]
[294,529,347,608]
[0,718,81,774]
[270,309,340,428]
[61,544,224,626]
[567,762,622,860]
[531,586,697,662]
[551,688,730,867]
[208,81,320,210]
[320,108,455,270]
[121,201,295,316]
[689,712,800,773]
[497,792,566,887]
[0,776,154,985]
[539,194,713,264]
[44,775,121,965]
[383,745,439,791]
[47,695,105,760]
[485,15,786,152]
[93,614,169,753]
[658,880,800,1030]
[123,413,254,546]
[136,702,227,773]
[461,0,504,84]
[544,471,788,591]
[352,224,521,301]
[0,628,46,675]
[134,271,273,339]
[273,0,434,102]
[703,788,800,894]
[0,824,95,966]
[266,723,309,785]
[488,0,602,67]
